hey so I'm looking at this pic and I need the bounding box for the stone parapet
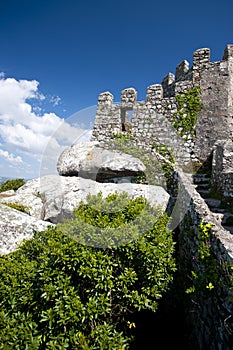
[146,84,163,104]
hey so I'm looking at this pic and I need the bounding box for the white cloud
[0,75,92,178]
[0,148,23,164]
[0,123,51,153]
[50,95,61,106]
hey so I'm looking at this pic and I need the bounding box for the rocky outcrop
[0,144,170,253]
[57,141,146,181]
[0,203,53,255]
[40,175,170,223]
[0,174,169,225]
[0,174,170,253]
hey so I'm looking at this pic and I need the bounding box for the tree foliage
[0,178,25,193]
[0,192,176,349]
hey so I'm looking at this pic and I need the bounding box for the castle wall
[130,88,191,165]
[91,44,233,167]
[226,47,233,133]
[177,171,233,349]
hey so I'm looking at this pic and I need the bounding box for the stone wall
[91,92,122,143]
[91,44,233,167]
[194,59,233,161]
[176,171,233,349]
[212,140,233,200]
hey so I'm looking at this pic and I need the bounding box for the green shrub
[0,178,25,193]
[0,192,176,349]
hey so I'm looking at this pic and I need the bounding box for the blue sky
[0,0,232,178]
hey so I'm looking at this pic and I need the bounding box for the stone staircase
[191,174,233,234]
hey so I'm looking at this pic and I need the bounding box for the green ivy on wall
[173,86,202,138]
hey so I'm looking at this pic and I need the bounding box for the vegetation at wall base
[110,135,173,188]
[0,193,176,349]
[184,222,233,334]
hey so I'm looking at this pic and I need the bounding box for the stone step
[192,174,210,185]
[204,198,222,208]
[196,183,210,190]
[222,225,233,234]
[222,213,233,225]
[197,189,211,198]
[211,207,226,214]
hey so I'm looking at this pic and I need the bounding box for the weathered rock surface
[57,141,146,181]
[0,175,170,227]
[0,203,53,255]
[0,178,44,219]
[40,175,170,224]
[0,137,170,255]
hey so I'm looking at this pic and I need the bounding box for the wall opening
[121,108,133,132]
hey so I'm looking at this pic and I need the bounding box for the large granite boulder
[0,203,53,255]
[57,141,146,181]
[40,175,170,224]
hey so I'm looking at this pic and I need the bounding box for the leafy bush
[0,178,25,193]
[0,192,176,349]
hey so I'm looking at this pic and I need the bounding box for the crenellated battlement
[92,44,233,164]
[146,84,163,104]
[96,44,233,106]
[175,59,190,81]
[97,91,113,106]
[121,87,137,109]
